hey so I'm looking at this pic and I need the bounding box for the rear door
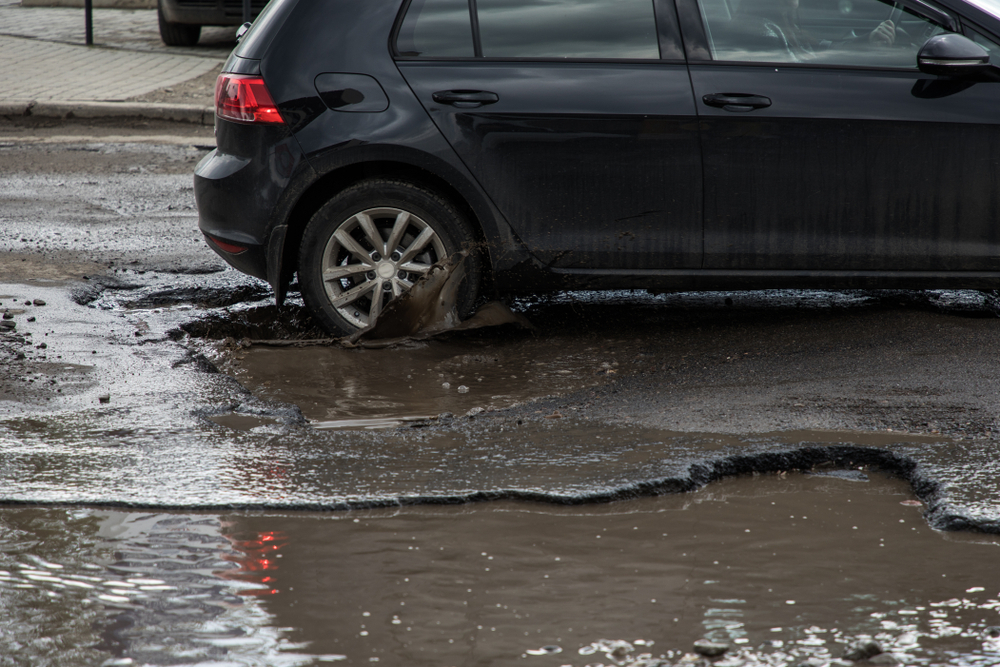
[394,0,704,271]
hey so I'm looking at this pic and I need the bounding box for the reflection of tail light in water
[216,530,289,596]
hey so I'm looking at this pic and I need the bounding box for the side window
[477,0,660,58]
[969,26,1000,55]
[699,0,953,66]
[397,0,475,58]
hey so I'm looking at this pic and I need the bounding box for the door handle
[432,90,500,108]
[702,93,772,112]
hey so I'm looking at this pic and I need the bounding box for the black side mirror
[917,33,991,77]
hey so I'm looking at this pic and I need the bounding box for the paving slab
[0,2,232,122]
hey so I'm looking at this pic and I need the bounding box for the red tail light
[215,74,284,124]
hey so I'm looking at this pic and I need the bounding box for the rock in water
[843,638,883,660]
[693,639,729,657]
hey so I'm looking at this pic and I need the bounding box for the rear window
[396,0,660,59]
[396,0,476,58]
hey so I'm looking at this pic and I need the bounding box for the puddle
[208,413,282,431]
[3,473,1000,666]
[223,332,614,424]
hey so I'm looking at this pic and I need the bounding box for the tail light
[215,74,284,124]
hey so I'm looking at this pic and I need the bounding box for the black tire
[298,179,482,336]
[157,2,201,46]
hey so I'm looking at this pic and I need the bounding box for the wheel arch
[274,156,502,304]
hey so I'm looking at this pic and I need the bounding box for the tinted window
[397,0,475,58]
[477,0,660,58]
[699,0,952,66]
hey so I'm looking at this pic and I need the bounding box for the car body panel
[397,61,704,270]
[690,64,1000,271]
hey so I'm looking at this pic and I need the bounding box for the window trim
[391,0,686,62]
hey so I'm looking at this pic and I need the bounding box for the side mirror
[917,33,991,76]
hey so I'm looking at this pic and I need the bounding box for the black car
[195,0,1000,335]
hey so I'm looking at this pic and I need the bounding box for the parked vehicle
[157,0,266,46]
[196,0,1000,335]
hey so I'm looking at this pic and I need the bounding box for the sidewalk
[0,0,236,124]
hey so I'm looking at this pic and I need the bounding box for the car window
[698,0,954,66]
[396,0,475,58]
[968,26,1000,54]
[476,0,660,59]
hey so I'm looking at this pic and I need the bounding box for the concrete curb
[0,99,214,124]
[21,0,156,8]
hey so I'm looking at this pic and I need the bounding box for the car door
[394,0,704,271]
[678,0,1000,271]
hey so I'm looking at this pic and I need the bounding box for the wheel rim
[319,207,448,329]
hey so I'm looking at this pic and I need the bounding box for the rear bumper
[195,140,296,283]
[203,233,269,281]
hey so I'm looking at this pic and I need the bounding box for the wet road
[3,119,1000,666]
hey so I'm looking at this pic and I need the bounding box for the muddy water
[226,333,617,427]
[3,472,999,667]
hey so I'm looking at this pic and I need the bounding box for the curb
[0,99,215,125]
[20,0,156,8]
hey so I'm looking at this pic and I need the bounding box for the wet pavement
[4,128,1000,665]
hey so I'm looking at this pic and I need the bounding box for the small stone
[27,316,35,322]
[693,639,729,658]
[610,645,631,658]
[796,659,827,667]
[457,385,469,393]
[37,342,47,349]
[1,321,15,330]
[98,394,111,404]
[15,351,25,360]
[437,412,454,420]
[442,382,451,389]
[2,312,13,320]
[868,654,899,666]
[465,407,485,418]
[33,299,45,306]
[843,638,883,661]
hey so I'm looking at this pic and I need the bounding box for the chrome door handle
[702,93,772,112]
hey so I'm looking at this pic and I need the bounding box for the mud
[3,473,1000,667]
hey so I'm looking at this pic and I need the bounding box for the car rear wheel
[157,2,201,46]
[298,179,482,336]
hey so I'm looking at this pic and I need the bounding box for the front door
[683,0,1000,271]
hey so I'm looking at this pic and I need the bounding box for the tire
[157,2,201,46]
[298,179,482,336]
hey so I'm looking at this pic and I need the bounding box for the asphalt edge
[0,100,215,125]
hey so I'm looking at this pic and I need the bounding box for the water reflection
[218,529,289,597]
[0,511,342,666]
[2,473,1000,665]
